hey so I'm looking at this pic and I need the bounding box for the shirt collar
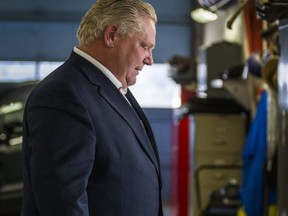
[73,46,126,92]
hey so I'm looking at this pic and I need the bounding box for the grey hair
[77,0,157,45]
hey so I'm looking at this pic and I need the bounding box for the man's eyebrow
[146,42,155,49]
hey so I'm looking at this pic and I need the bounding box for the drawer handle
[214,139,226,145]
[214,172,225,179]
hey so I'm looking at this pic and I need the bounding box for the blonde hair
[77,0,157,44]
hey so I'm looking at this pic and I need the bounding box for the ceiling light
[191,8,218,23]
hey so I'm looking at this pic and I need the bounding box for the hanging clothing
[241,91,267,216]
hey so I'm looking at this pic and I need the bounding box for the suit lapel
[125,90,161,165]
[125,90,162,186]
[99,87,160,174]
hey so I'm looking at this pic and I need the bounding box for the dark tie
[125,89,164,216]
[125,89,161,166]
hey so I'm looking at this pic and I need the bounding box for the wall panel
[0,0,193,63]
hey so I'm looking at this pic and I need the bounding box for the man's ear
[104,25,118,48]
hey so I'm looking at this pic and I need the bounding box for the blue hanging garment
[241,91,267,216]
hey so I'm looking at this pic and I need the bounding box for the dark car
[0,81,38,216]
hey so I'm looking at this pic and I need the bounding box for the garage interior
[1,0,288,216]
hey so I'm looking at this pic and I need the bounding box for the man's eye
[141,44,148,50]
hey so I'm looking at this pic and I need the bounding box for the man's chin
[127,79,137,87]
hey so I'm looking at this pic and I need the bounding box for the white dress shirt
[73,47,128,95]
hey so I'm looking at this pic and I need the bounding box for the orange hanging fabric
[244,0,263,54]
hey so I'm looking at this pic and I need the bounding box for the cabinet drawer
[194,152,242,166]
[194,134,245,152]
[191,114,247,152]
[196,169,242,186]
[192,114,247,131]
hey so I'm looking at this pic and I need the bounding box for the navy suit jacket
[21,51,163,216]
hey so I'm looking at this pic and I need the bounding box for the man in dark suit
[21,0,163,215]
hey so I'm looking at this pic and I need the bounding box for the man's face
[113,18,156,88]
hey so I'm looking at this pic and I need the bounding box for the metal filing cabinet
[189,113,247,215]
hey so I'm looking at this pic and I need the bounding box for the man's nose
[144,51,153,65]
